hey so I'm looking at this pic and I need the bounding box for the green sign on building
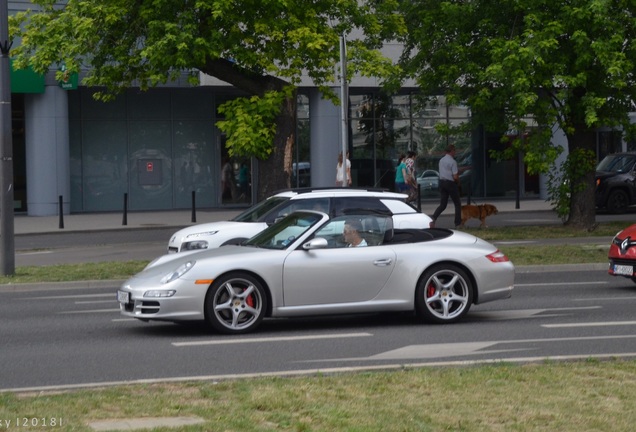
[9,59,45,93]
[58,64,78,90]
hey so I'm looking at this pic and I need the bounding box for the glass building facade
[65,88,543,213]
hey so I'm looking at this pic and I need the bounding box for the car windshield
[244,211,325,249]
[597,154,636,173]
[232,196,290,222]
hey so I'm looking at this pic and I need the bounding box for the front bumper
[118,283,207,321]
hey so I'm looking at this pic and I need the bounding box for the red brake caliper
[245,289,255,308]
[427,283,436,298]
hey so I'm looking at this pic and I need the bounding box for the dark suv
[596,152,636,213]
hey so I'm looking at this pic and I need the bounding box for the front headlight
[144,290,176,298]
[183,240,209,250]
[181,231,218,251]
[160,261,196,284]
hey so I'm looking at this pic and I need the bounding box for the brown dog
[460,204,498,228]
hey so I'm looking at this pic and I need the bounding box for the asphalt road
[1,268,635,393]
[2,207,635,393]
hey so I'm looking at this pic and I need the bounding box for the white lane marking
[542,321,636,328]
[58,309,120,314]
[366,342,521,360]
[471,306,601,320]
[172,333,373,347]
[515,281,608,287]
[21,293,115,300]
[75,300,116,305]
[313,334,636,362]
[17,251,53,256]
[575,296,636,301]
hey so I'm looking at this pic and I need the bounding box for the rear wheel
[205,273,267,334]
[415,264,473,324]
[607,190,629,214]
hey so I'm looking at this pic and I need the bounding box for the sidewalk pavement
[13,198,555,235]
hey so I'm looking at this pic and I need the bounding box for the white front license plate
[117,290,130,304]
[614,264,634,276]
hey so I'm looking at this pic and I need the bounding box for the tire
[415,264,473,324]
[606,190,629,214]
[205,273,267,334]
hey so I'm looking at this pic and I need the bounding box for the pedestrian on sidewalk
[430,145,461,228]
[394,154,408,193]
[335,152,352,187]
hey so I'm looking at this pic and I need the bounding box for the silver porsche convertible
[118,211,514,334]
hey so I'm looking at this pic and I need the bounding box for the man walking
[430,145,461,228]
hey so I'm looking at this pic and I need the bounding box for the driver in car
[344,219,367,247]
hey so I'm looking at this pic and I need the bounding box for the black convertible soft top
[384,228,453,245]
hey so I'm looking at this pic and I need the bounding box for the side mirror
[302,237,328,250]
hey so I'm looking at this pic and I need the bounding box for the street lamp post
[339,34,348,187]
[0,0,15,276]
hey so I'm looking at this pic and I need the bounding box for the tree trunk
[200,59,297,201]
[256,91,297,201]
[565,127,596,229]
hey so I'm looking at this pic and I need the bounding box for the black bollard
[417,184,422,212]
[191,191,197,223]
[58,195,64,229]
[122,193,128,226]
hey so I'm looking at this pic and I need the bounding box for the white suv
[167,188,432,253]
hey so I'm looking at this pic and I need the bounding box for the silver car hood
[135,245,273,279]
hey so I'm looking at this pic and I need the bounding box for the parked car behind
[167,188,433,253]
[416,170,440,196]
[596,152,636,213]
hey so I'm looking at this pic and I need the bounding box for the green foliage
[10,0,405,98]
[397,0,636,223]
[217,88,292,160]
[9,0,405,173]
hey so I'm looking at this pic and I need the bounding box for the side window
[381,198,417,215]
[264,198,330,223]
[333,197,389,217]
[313,214,390,248]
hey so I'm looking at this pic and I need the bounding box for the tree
[10,0,403,200]
[397,0,636,228]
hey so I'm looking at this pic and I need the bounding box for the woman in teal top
[395,154,408,193]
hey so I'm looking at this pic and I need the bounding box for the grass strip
[2,360,635,431]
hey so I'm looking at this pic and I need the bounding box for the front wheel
[606,190,629,214]
[415,264,473,324]
[205,273,267,334]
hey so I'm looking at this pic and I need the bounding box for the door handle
[373,258,393,266]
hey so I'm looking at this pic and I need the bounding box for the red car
[608,224,636,282]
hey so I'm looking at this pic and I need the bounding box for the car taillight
[486,250,509,262]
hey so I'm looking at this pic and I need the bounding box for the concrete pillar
[308,88,341,187]
[25,85,70,216]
